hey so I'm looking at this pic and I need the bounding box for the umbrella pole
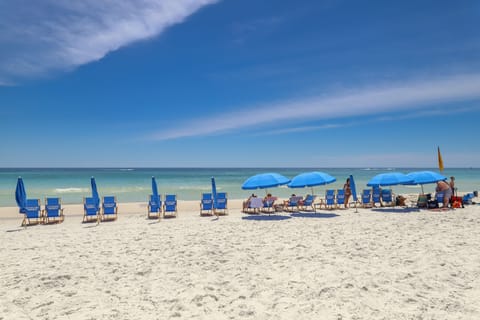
[421,185,424,195]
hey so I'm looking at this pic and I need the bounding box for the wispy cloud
[0,0,218,84]
[149,73,480,140]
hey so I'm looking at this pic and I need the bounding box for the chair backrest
[103,196,117,214]
[436,192,444,203]
[149,194,161,212]
[216,192,227,209]
[303,194,315,206]
[250,197,263,209]
[201,193,213,210]
[325,190,335,205]
[417,194,428,208]
[362,189,371,203]
[372,186,381,203]
[45,197,61,217]
[165,194,177,212]
[25,199,41,218]
[381,189,393,202]
[263,196,276,208]
[336,189,345,205]
[84,197,99,215]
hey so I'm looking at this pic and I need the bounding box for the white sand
[1,199,480,319]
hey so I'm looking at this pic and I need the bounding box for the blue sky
[1,0,479,167]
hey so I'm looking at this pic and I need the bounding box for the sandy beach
[1,199,480,319]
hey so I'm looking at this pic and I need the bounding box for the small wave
[119,169,135,171]
[55,187,89,193]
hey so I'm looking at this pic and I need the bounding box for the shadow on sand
[371,207,421,214]
[242,214,292,221]
[290,212,340,219]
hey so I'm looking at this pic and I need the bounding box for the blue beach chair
[372,186,381,207]
[324,189,336,209]
[102,196,118,221]
[21,198,42,226]
[285,195,302,212]
[336,189,345,208]
[43,197,64,224]
[200,193,213,216]
[214,192,228,215]
[83,197,100,223]
[261,196,277,214]
[299,194,316,212]
[163,194,177,218]
[381,189,394,207]
[361,189,372,208]
[148,194,162,219]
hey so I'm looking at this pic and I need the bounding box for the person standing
[343,178,352,208]
[449,176,456,197]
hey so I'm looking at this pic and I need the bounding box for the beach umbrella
[405,171,447,194]
[15,177,27,213]
[367,172,413,187]
[287,171,336,195]
[151,176,160,206]
[91,176,99,207]
[349,175,358,203]
[211,176,218,210]
[241,172,290,194]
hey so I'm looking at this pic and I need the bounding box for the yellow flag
[437,146,444,172]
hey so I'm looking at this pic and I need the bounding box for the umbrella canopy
[151,176,160,206]
[91,176,99,206]
[405,170,447,194]
[15,177,27,213]
[349,175,358,202]
[287,171,336,188]
[211,176,218,209]
[242,173,290,190]
[367,172,413,187]
[406,171,447,185]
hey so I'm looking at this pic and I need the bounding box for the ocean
[1,168,478,207]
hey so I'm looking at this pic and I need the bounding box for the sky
[0,0,479,168]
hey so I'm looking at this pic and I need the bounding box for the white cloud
[0,0,218,83]
[150,73,480,140]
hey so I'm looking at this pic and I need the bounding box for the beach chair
[200,193,213,216]
[361,189,372,208]
[163,194,177,218]
[262,196,278,214]
[244,197,263,214]
[372,186,381,207]
[83,197,100,223]
[21,198,42,226]
[381,189,394,207]
[43,197,64,224]
[214,192,228,215]
[284,195,302,212]
[324,189,335,209]
[336,189,345,208]
[102,196,118,221]
[147,194,162,219]
[299,194,316,212]
[435,192,445,207]
[417,194,428,208]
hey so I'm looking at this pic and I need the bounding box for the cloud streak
[0,0,218,83]
[150,73,480,140]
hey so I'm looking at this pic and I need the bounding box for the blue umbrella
[405,171,447,194]
[349,175,358,203]
[242,173,290,193]
[91,176,99,207]
[288,171,336,195]
[367,172,413,187]
[211,177,218,210]
[151,176,160,206]
[15,177,27,214]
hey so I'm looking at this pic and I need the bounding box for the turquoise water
[1,168,478,206]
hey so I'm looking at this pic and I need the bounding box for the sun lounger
[284,196,302,212]
[324,189,335,209]
[148,194,162,219]
[43,197,64,224]
[22,198,42,226]
[214,192,228,215]
[163,194,177,218]
[381,189,395,207]
[372,186,381,207]
[83,197,100,223]
[102,196,118,221]
[361,189,373,208]
[244,197,263,214]
[200,193,214,216]
[336,189,345,208]
[299,194,316,212]
[261,196,277,214]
